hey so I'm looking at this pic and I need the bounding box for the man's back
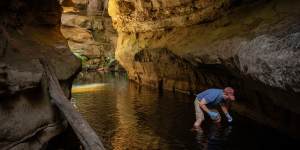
[196,89,224,105]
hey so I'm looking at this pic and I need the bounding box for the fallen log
[40,59,105,150]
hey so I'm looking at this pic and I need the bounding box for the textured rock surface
[61,0,118,70]
[0,0,81,149]
[109,0,231,32]
[238,33,300,92]
[87,0,102,16]
[109,0,300,137]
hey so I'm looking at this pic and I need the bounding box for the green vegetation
[73,52,88,62]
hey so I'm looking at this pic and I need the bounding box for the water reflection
[72,72,298,150]
[112,82,178,149]
[72,83,108,93]
[111,83,159,149]
[194,124,232,150]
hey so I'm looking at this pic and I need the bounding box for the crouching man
[193,87,235,130]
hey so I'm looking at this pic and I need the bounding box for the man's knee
[196,113,204,121]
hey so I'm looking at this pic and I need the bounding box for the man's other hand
[208,111,220,120]
[225,113,233,122]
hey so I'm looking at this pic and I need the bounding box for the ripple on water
[72,72,299,150]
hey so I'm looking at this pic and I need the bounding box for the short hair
[224,87,234,96]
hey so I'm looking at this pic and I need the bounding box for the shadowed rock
[0,0,81,149]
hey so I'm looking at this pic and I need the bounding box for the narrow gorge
[0,0,299,149]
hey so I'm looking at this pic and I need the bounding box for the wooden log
[40,59,105,150]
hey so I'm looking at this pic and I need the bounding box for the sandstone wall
[109,0,300,138]
[0,0,81,149]
[60,0,118,70]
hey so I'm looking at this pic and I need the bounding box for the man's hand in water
[225,113,233,122]
[220,104,233,123]
[208,111,220,120]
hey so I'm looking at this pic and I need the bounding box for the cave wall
[109,0,300,137]
[0,0,81,149]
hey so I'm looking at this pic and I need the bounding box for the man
[193,87,235,130]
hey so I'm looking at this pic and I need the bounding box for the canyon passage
[0,0,299,149]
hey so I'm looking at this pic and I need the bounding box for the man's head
[223,87,235,101]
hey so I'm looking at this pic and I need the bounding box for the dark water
[72,72,298,150]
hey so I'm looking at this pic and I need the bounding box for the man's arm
[220,103,229,114]
[198,99,210,113]
[199,99,220,121]
[220,103,233,122]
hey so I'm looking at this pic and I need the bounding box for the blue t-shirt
[196,89,224,106]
